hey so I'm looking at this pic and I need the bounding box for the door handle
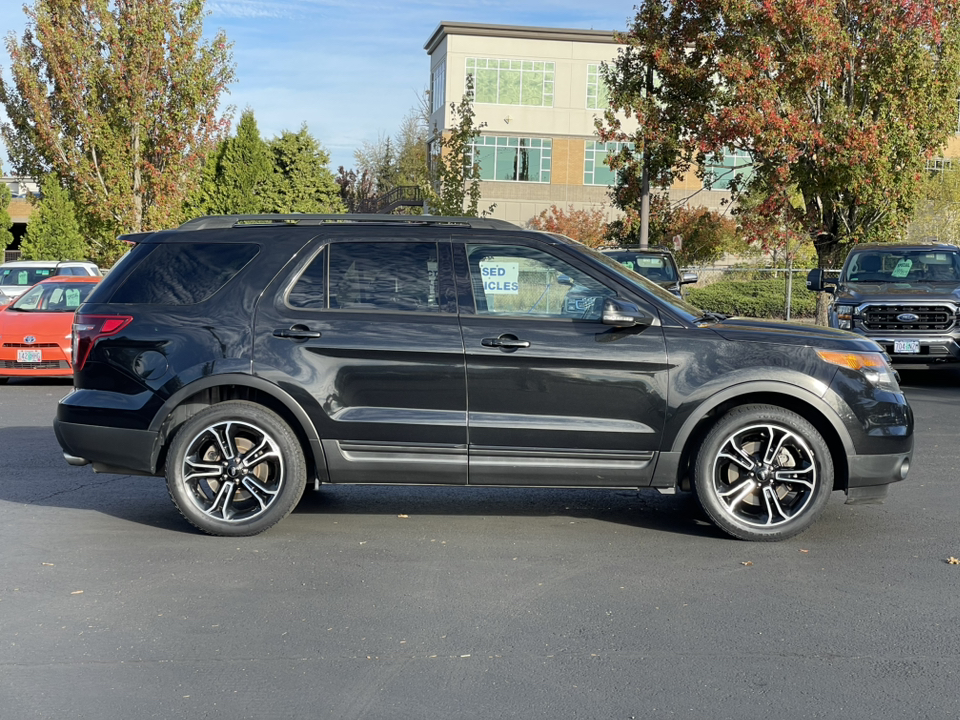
[274,325,322,340]
[481,334,531,350]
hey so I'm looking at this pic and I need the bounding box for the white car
[0,260,102,303]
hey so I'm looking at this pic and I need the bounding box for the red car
[0,276,100,382]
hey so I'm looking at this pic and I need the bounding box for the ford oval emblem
[897,313,919,323]
[23,335,36,344]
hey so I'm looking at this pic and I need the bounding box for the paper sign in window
[479,261,519,294]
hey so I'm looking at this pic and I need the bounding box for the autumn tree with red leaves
[601,0,960,319]
[0,0,235,263]
[529,204,609,247]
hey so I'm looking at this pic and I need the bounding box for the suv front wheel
[165,401,307,536]
[694,404,833,541]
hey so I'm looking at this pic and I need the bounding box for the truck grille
[861,304,955,332]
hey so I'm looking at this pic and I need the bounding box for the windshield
[10,282,98,312]
[601,251,679,283]
[578,245,705,320]
[842,249,960,285]
[0,266,56,287]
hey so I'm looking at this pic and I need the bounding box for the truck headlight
[816,350,899,392]
[833,304,856,330]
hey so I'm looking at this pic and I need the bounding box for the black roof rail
[176,213,520,232]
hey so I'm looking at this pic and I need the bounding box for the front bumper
[867,334,960,364]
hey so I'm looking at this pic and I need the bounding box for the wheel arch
[148,374,327,483]
[670,382,853,493]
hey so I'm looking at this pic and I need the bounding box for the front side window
[465,244,615,320]
[466,58,554,107]
[469,137,552,183]
[327,242,440,313]
[584,141,633,186]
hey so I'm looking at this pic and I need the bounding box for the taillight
[72,314,133,371]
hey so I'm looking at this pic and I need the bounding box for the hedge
[684,278,817,320]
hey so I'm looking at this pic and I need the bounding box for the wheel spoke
[774,465,816,491]
[210,422,237,460]
[762,486,793,525]
[761,425,790,466]
[183,458,222,483]
[241,475,278,510]
[718,479,758,511]
[202,480,237,521]
[718,438,756,472]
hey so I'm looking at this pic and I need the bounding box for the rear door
[254,230,467,485]
[454,237,670,487]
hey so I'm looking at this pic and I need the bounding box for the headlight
[833,304,856,330]
[816,350,899,392]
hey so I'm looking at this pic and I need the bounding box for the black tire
[165,400,307,537]
[693,404,833,541]
[0,378,8,384]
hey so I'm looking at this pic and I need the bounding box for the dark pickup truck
[807,242,960,365]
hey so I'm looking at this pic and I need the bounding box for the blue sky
[0,0,638,172]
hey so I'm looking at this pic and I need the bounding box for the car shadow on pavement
[0,421,725,539]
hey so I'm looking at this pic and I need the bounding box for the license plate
[17,349,42,363]
[894,340,920,354]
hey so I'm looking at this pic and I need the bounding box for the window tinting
[329,242,440,313]
[287,248,326,309]
[465,244,615,320]
[110,243,259,304]
[0,267,55,286]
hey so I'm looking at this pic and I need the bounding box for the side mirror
[680,272,698,285]
[806,268,835,293]
[556,274,574,286]
[602,298,654,328]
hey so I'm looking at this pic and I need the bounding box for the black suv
[55,215,913,541]
[599,245,697,297]
[808,243,960,366]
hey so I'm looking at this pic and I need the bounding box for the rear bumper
[53,419,160,476]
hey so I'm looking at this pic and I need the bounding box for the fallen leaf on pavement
[741,561,753,566]
[948,557,960,565]
[70,590,83,595]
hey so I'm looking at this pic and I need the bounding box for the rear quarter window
[107,243,260,304]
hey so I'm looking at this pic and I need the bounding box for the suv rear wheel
[694,404,833,541]
[165,401,307,536]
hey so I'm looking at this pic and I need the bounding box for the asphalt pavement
[0,372,958,720]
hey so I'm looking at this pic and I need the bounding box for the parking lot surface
[1,372,959,719]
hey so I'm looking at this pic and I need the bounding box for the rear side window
[109,243,259,304]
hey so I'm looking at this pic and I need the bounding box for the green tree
[189,108,272,215]
[910,164,960,243]
[19,173,86,261]
[0,181,12,249]
[602,0,960,319]
[0,0,235,263]
[426,76,492,217]
[263,125,344,214]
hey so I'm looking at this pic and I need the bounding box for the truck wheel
[165,401,307,536]
[694,404,833,541]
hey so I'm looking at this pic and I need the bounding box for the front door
[455,239,669,487]
[254,233,467,485]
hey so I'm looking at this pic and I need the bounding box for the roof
[848,243,960,252]
[0,260,98,267]
[34,275,100,283]
[424,22,619,55]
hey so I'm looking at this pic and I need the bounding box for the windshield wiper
[694,311,728,324]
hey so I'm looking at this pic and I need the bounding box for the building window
[586,64,610,110]
[927,157,954,172]
[705,147,754,190]
[584,141,633,186]
[431,60,446,113]
[469,137,552,183]
[466,58,554,107]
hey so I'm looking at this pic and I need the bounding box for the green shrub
[685,278,816,319]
